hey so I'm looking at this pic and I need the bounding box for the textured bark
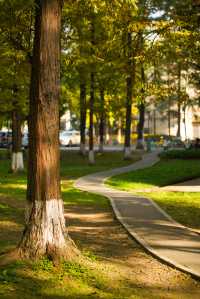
[11,109,24,172]
[99,89,105,153]
[18,0,76,261]
[79,73,86,156]
[124,32,134,160]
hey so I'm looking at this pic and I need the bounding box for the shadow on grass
[0,261,199,299]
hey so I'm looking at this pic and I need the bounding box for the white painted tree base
[88,150,95,164]
[124,147,132,159]
[136,139,145,149]
[11,152,24,172]
[80,143,86,156]
[99,143,104,153]
[22,198,67,257]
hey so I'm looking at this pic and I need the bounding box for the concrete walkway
[75,152,200,279]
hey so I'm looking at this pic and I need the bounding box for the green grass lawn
[107,158,200,230]
[107,159,200,190]
[146,192,200,230]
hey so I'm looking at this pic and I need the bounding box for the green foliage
[160,149,200,160]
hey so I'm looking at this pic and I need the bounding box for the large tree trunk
[124,32,134,160]
[136,66,145,150]
[99,88,105,153]
[79,73,87,156]
[11,109,24,172]
[18,0,76,261]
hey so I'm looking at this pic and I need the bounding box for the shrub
[159,149,200,160]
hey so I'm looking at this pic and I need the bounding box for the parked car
[59,130,80,147]
[0,131,12,148]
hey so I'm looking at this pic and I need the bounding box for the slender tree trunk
[79,73,87,156]
[88,16,95,164]
[136,103,145,149]
[153,110,156,135]
[124,32,134,160]
[11,109,24,172]
[183,106,187,140]
[99,88,105,153]
[177,64,181,138]
[168,102,171,137]
[117,117,122,144]
[18,0,76,261]
[136,65,145,150]
[167,70,171,137]
[89,72,95,164]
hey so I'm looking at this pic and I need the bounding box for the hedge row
[159,149,200,160]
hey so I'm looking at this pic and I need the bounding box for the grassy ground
[107,158,200,230]
[0,150,200,298]
[107,159,200,190]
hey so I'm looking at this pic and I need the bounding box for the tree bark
[99,88,105,153]
[18,0,76,261]
[79,72,87,156]
[177,64,181,138]
[11,109,24,172]
[89,72,95,164]
[153,110,156,135]
[88,16,95,164]
[136,66,145,150]
[124,32,134,160]
[168,102,171,137]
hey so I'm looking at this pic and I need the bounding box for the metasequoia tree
[18,0,76,260]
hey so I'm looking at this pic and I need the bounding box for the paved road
[75,152,200,279]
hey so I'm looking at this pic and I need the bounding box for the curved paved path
[75,152,200,279]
